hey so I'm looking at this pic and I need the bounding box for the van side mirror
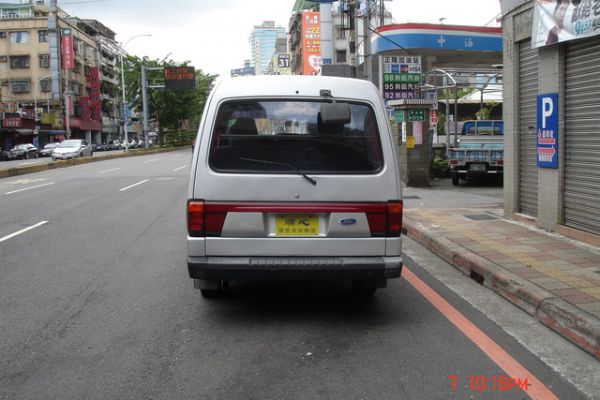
[320,102,351,125]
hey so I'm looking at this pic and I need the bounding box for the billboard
[382,55,422,100]
[532,0,600,48]
[230,67,255,77]
[164,66,196,90]
[302,11,321,75]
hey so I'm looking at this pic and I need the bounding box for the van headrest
[229,117,258,135]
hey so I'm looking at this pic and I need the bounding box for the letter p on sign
[542,97,554,129]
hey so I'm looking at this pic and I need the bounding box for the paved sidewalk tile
[405,208,600,321]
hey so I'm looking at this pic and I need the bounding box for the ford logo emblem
[339,218,357,226]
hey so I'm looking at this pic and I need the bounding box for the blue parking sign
[537,93,559,168]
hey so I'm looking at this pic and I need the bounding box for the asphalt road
[0,149,595,399]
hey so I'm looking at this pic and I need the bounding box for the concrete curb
[404,215,600,359]
[0,146,187,179]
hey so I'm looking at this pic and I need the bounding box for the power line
[60,0,113,5]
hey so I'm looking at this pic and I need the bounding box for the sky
[54,0,501,77]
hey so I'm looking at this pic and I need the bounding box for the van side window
[209,100,383,174]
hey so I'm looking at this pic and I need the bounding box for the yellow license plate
[275,214,319,236]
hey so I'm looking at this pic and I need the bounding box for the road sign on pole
[164,66,196,90]
[536,93,559,168]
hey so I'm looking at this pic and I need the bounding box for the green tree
[121,55,217,145]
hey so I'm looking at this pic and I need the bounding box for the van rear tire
[197,279,223,298]
[451,174,459,185]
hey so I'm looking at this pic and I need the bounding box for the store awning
[39,130,67,135]
[15,129,35,135]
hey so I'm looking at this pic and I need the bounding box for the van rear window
[209,100,383,174]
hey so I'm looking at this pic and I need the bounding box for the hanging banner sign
[537,93,559,168]
[61,28,74,69]
[40,113,57,125]
[429,110,438,124]
[532,0,600,48]
[302,11,322,75]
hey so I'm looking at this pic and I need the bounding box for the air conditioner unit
[0,55,7,62]
[0,31,6,38]
[1,80,9,86]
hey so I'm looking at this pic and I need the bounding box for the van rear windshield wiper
[239,157,317,186]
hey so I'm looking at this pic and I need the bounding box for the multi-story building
[71,18,120,144]
[248,20,286,75]
[57,14,102,144]
[0,1,55,148]
[0,1,117,149]
[501,0,600,242]
[267,37,291,75]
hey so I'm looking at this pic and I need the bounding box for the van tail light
[187,201,205,237]
[387,201,403,236]
[187,200,228,237]
[365,201,403,237]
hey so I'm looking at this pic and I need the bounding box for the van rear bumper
[187,256,402,281]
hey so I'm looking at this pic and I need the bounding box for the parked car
[39,142,60,157]
[10,143,38,159]
[52,139,93,160]
[0,147,15,161]
[187,75,403,298]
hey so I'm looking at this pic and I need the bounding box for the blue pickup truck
[448,120,503,185]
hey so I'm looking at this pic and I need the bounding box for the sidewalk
[404,207,600,359]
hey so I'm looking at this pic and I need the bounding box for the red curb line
[404,215,600,359]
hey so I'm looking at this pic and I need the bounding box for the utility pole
[141,63,149,148]
[48,0,60,101]
[363,0,371,82]
[119,34,151,150]
[142,65,169,149]
[348,0,356,74]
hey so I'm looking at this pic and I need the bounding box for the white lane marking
[5,182,55,195]
[173,165,187,172]
[5,178,46,185]
[144,159,159,164]
[0,221,48,243]
[119,179,149,192]
[99,167,122,174]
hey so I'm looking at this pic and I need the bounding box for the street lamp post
[34,72,60,138]
[120,34,151,151]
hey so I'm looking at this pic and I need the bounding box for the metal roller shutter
[564,37,600,235]
[518,42,539,217]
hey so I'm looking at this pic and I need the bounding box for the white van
[187,75,403,297]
